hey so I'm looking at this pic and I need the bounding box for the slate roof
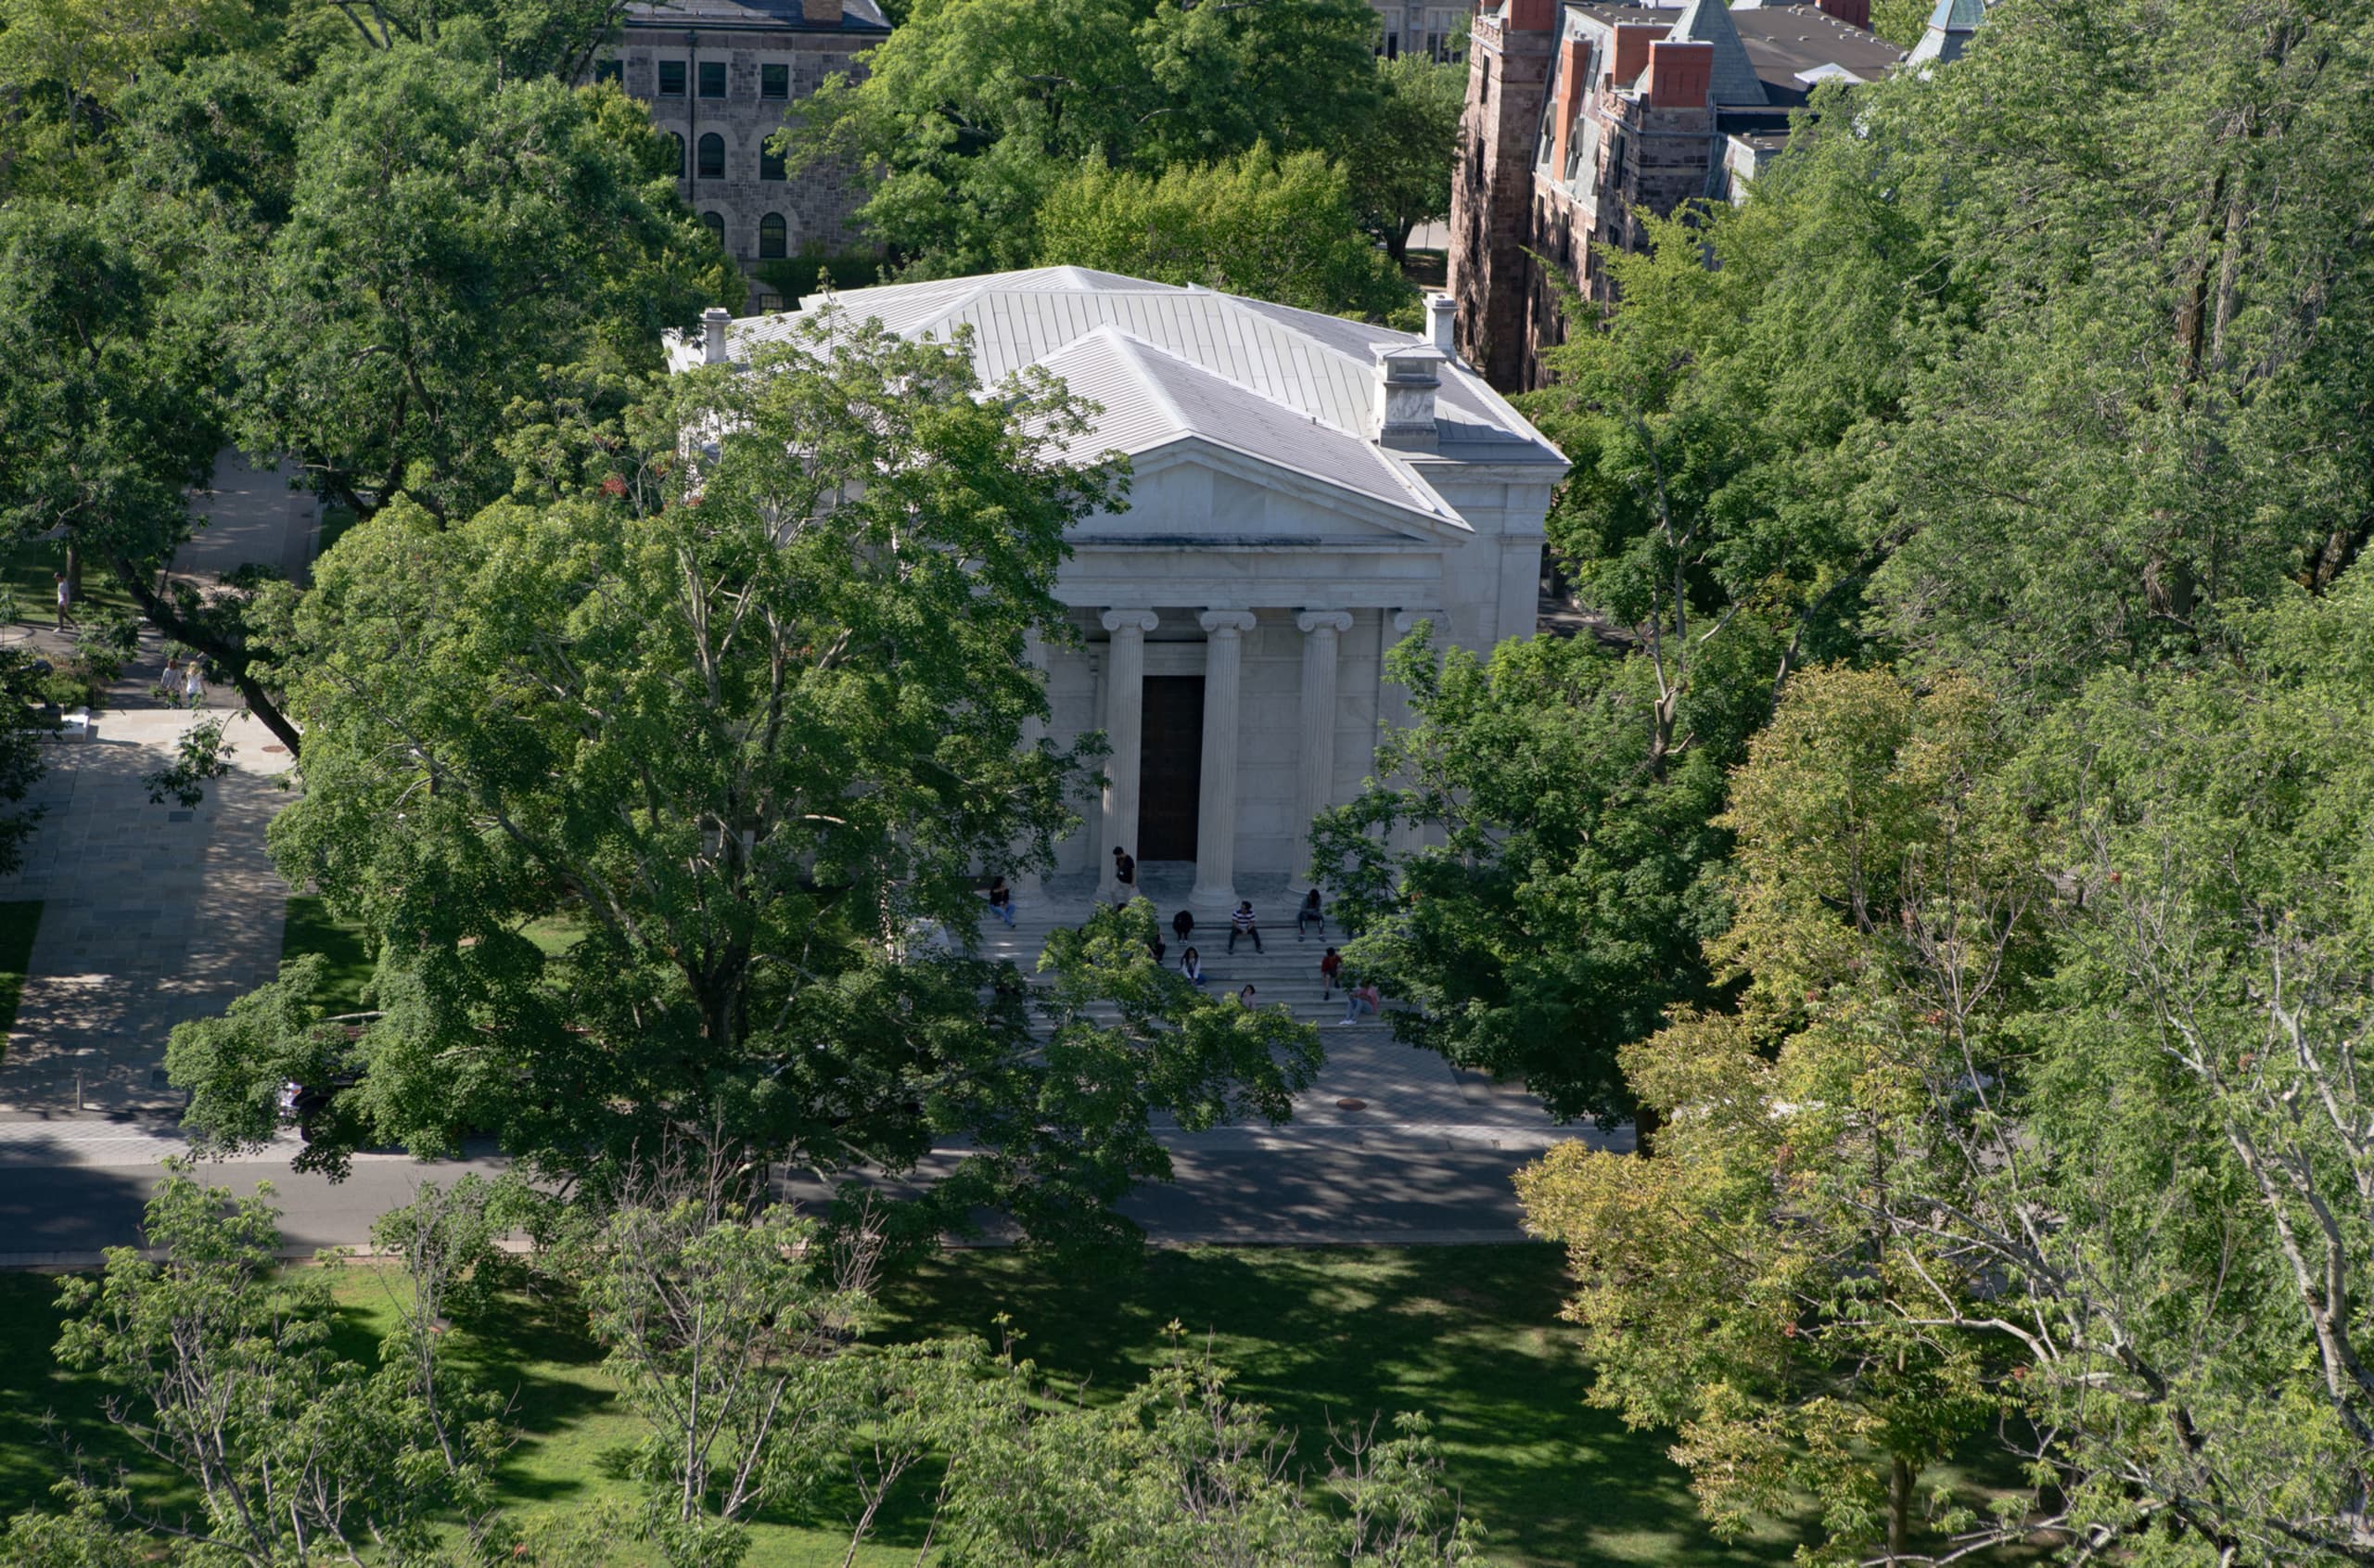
[1667,0,1767,106]
[698,268,1563,527]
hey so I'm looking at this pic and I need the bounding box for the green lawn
[0,540,138,626]
[0,899,40,1047]
[0,1244,1794,1567]
[280,895,376,1012]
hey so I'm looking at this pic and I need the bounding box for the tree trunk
[108,556,305,757]
[1888,1452,1913,1562]
[64,540,83,601]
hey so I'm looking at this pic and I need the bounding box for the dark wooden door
[1137,676,1204,860]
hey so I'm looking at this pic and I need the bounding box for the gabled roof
[700,268,1563,525]
[1667,0,1766,106]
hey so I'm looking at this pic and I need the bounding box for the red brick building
[1448,0,1905,389]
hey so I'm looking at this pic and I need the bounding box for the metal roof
[708,267,1562,521]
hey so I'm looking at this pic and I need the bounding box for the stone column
[1385,607,1441,857]
[1011,629,1047,902]
[1289,610,1354,892]
[1190,609,1257,910]
[1098,609,1158,900]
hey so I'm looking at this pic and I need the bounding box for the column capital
[1295,609,1355,636]
[1391,606,1444,636]
[1100,607,1160,635]
[1196,608,1258,636]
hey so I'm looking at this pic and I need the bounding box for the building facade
[672,268,1568,909]
[1448,0,1904,389]
[597,0,889,307]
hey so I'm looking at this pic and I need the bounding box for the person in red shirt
[1319,946,1342,1001]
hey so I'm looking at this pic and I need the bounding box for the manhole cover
[1334,1098,1367,1112]
[263,745,289,754]
[168,809,194,822]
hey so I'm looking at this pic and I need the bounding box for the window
[760,62,789,98]
[696,132,725,179]
[697,59,726,97]
[759,144,785,180]
[670,132,685,177]
[657,58,686,95]
[594,57,622,85]
[759,214,787,259]
[700,211,726,248]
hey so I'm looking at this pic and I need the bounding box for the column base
[1188,880,1238,916]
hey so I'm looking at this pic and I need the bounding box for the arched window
[759,213,787,259]
[670,131,685,178]
[759,144,785,181]
[700,211,725,249]
[696,132,725,180]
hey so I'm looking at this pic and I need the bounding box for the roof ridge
[1667,0,1767,106]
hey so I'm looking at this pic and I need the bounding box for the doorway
[1137,675,1204,860]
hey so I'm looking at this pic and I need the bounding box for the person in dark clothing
[1295,887,1324,939]
[1173,909,1195,944]
[1111,847,1136,903]
[987,875,1015,928]
[1227,900,1261,953]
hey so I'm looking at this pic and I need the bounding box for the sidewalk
[0,709,298,1114]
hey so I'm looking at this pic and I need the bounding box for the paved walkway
[0,450,318,1115]
[0,709,298,1113]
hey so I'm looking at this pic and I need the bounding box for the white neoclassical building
[677,267,1568,911]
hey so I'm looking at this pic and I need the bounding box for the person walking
[986,875,1015,928]
[1111,846,1137,904]
[1295,887,1324,940]
[1181,947,1204,985]
[1227,899,1261,954]
[183,657,207,706]
[1319,946,1342,1001]
[1172,909,1195,945]
[52,572,71,631]
[1335,980,1381,1026]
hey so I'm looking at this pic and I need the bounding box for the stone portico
[679,267,1569,914]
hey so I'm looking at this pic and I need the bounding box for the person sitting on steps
[1227,900,1262,953]
[1172,909,1195,945]
[1295,887,1324,939]
[1335,980,1380,1026]
[986,875,1015,928]
[1181,947,1204,985]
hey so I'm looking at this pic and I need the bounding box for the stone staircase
[961,864,1576,1150]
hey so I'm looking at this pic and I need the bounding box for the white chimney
[1373,343,1446,451]
[701,305,732,365]
[1426,293,1458,355]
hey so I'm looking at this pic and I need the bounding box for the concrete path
[0,709,298,1114]
[177,450,322,586]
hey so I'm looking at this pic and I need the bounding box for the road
[0,1115,1618,1267]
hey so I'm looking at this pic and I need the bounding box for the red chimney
[1609,22,1657,86]
[1550,38,1587,171]
[1814,0,1870,28]
[1644,38,1711,107]
[1507,0,1554,32]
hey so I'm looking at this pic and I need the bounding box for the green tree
[1517,667,2039,1563]
[788,0,1383,274]
[1349,50,1463,266]
[174,314,1318,1251]
[225,34,727,526]
[1033,145,1410,321]
[19,1166,507,1564]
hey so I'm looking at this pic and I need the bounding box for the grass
[315,504,361,562]
[0,539,140,627]
[0,899,40,1046]
[0,1245,1794,1567]
[281,895,376,1013]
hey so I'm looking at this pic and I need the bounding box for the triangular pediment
[1068,440,1470,550]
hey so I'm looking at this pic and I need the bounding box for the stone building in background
[596,0,889,308]
[1447,0,1904,389]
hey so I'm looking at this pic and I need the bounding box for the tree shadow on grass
[869,1243,1798,1568]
